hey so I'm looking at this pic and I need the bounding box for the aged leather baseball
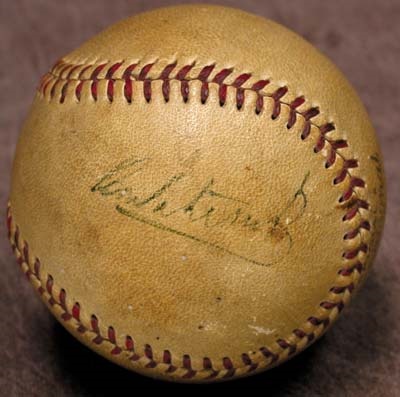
[8,5,385,382]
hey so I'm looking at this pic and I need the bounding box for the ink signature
[91,156,310,267]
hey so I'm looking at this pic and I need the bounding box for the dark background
[1,0,399,395]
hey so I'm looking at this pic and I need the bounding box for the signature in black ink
[91,156,310,267]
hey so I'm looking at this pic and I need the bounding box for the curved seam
[9,58,372,379]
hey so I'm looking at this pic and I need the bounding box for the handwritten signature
[91,156,310,267]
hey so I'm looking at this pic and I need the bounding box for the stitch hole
[125,335,134,350]
[203,357,213,370]
[342,249,357,260]
[219,84,227,106]
[144,344,154,360]
[163,350,172,364]
[72,302,80,320]
[338,188,353,203]
[286,109,296,129]
[334,169,348,185]
[75,81,83,102]
[107,80,114,103]
[108,326,117,343]
[50,79,59,99]
[223,357,234,370]
[91,81,98,101]
[314,136,325,153]
[343,229,359,240]
[124,79,132,104]
[201,82,209,104]
[143,81,152,103]
[241,353,252,365]
[342,207,358,222]
[22,241,29,262]
[60,82,68,104]
[59,288,66,306]
[91,314,100,332]
[182,355,197,379]
[255,96,263,115]
[181,81,190,103]
[293,328,307,339]
[236,88,245,110]
[46,274,54,294]
[361,220,371,230]
[271,101,280,119]
[162,80,170,102]
[325,148,336,168]
[182,354,191,368]
[14,226,20,248]
[301,122,311,140]
[34,258,41,276]
[41,77,53,96]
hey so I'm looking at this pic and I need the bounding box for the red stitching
[271,86,289,119]
[241,353,258,372]
[10,58,372,379]
[106,62,123,79]
[8,210,361,378]
[308,316,330,327]
[58,63,73,78]
[302,107,320,121]
[277,339,297,355]
[182,354,196,379]
[160,62,177,102]
[325,148,336,168]
[72,302,80,321]
[338,262,363,276]
[260,347,279,363]
[232,73,251,110]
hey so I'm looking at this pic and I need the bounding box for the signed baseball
[9,5,385,382]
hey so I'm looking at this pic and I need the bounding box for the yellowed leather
[9,5,385,382]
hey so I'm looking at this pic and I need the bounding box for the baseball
[8,5,385,382]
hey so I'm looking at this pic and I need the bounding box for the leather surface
[1,0,398,393]
[8,4,386,381]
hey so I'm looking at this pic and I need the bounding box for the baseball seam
[9,58,371,380]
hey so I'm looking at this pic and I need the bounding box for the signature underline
[115,205,271,267]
